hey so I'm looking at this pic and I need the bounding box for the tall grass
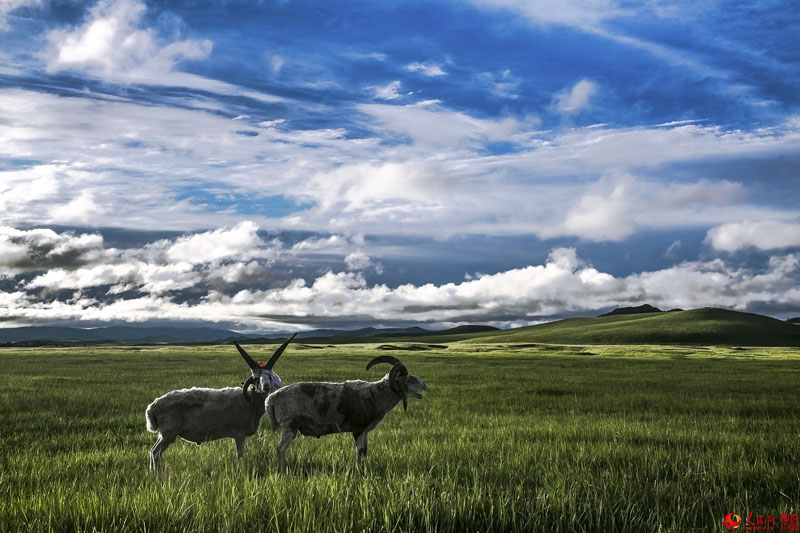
[1,343,799,532]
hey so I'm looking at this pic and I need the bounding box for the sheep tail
[145,404,159,433]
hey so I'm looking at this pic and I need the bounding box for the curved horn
[235,341,259,370]
[264,332,297,370]
[365,355,402,371]
[242,375,255,402]
[388,362,408,394]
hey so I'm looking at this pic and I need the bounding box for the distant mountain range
[0,324,498,345]
[1,307,798,346]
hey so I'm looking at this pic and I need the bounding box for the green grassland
[1,343,799,532]
[462,308,800,346]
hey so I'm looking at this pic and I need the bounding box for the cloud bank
[2,224,798,330]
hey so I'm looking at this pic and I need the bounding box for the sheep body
[266,378,399,437]
[146,386,267,470]
[264,358,426,470]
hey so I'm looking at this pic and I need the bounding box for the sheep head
[366,355,427,411]
[236,333,296,401]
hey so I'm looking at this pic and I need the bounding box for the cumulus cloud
[308,161,446,213]
[0,226,105,271]
[45,0,211,81]
[345,251,372,270]
[706,220,800,252]
[344,250,383,274]
[3,242,798,329]
[555,78,598,114]
[560,175,636,240]
[40,0,281,102]
[165,221,266,264]
[49,190,105,224]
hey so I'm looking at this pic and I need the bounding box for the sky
[1,0,799,332]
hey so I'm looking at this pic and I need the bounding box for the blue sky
[1,0,799,331]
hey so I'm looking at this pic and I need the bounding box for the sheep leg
[150,434,174,471]
[354,431,368,466]
[234,437,245,459]
[276,428,296,471]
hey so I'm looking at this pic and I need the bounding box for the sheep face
[365,355,427,411]
[236,333,296,401]
[251,366,283,394]
[402,374,427,400]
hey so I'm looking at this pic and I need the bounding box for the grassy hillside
[465,308,800,346]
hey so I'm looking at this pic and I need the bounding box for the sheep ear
[264,332,297,370]
[235,342,259,370]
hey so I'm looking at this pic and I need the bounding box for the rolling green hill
[463,308,800,346]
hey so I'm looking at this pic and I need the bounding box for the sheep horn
[369,356,408,401]
[234,341,260,370]
[242,375,255,402]
[390,363,409,409]
[365,355,402,370]
[264,332,297,370]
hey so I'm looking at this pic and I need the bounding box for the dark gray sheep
[263,355,426,469]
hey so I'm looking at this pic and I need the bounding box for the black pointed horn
[235,341,259,370]
[242,375,255,402]
[263,332,297,370]
[365,355,402,371]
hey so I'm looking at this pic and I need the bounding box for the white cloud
[1,87,798,239]
[0,226,105,270]
[165,221,266,264]
[5,243,798,329]
[0,234,28,265]
[45,0,211,81]
[42,0,282,102]
[555,78,598,114]
[308,161,446,213]
[345,250,375,271]
[561,175,636,240]
[405,62,446,77]
[357,100,530,148]
[477,69,520,99]
[270,54,284,74]
[368,80,405,100]
[49,190,105,224]
[706,220,800,252]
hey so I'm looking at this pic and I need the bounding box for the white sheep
[145,334,295,470]
[263,355,426,470]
